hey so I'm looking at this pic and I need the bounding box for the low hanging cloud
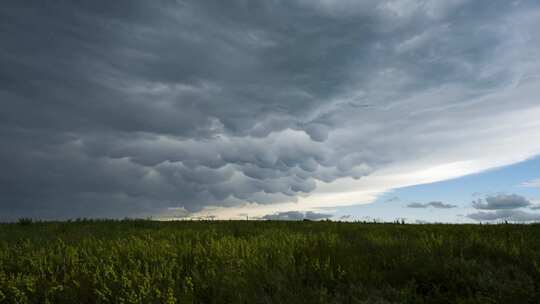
[2,1,540,220]
[528,198,540,210]
[467,210,540,222]
[530,204,540,210]
[261,211,331,221]
[466,193,540,222]
[472,194,531,210]
[407,201,457,209]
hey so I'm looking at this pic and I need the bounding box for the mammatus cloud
[2,1,540,220]
[467,210,540,222]
[471,194,530,210]
[407,201,457,209]
[261,211,331,221]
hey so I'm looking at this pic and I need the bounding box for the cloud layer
[407,201,457,209]
[2,1,540,219]
[261,211,331,221]
[522,179,540,188]
[471,194,531,210]
[467,193,540,222]
[468,210,540,222]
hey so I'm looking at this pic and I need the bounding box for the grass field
[0,220,539,303]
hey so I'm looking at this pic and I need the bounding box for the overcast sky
[1,0,540,222]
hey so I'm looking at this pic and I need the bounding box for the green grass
[1,220,539,303]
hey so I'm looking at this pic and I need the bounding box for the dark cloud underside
[467,194,538,222]
[1,0,540,219]
[472,194,530,210]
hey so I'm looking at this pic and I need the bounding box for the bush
[17,218,33,226]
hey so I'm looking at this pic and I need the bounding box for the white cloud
[468,210,540,222]
[522,179,540,188]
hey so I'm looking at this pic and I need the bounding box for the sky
[1,0,540,222]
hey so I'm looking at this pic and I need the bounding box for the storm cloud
[2,1,540,220]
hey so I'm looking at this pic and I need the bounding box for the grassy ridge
[0,220,539,303]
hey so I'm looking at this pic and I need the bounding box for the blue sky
[334,156,540,223]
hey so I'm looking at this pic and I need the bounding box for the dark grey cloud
[1,1,540,220]
[472,194,530,210]
[467,194,538,222]
[261,211,331,221]
[467,210,540,222]
[407,201,457,209]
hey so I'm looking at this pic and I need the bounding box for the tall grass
[0,220,539,303]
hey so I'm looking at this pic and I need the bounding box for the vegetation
[0,219,539,303]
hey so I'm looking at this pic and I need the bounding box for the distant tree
[17,217,33,226]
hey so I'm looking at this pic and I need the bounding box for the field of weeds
[0,220,539,303]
